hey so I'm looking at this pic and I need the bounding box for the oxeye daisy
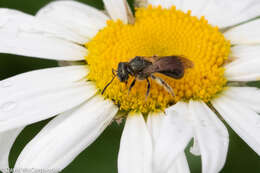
[1,0,260,172]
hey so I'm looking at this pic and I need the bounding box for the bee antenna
[101,76,116,95]
[101,69,117,95]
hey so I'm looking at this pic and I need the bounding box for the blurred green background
[0,0,260,172]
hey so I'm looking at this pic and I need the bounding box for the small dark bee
[102,55,194,97]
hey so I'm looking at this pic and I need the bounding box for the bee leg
[146,78,151,99]
[128,78,136,94]
[151,75,175,97]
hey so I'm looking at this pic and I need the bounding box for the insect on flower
[102,55,194,97]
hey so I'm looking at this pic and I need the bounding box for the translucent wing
[143,56,194,79]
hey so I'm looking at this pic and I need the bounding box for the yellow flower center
[85,6,230,113]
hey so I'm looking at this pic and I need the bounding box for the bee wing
[178,56,194,69]
[143,56,193,79]
[143,56,160,63]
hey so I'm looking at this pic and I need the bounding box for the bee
[102,55,194,97]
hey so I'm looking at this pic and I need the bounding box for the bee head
[117,62,129,82]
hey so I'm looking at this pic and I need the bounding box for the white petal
[0,9,87,61]
[118,113,152,173]
[15,96,118,170]
[229,45,260,69]
[225,56,260,81]
[103,0,129,23]
[37,1,109,40]
[146,112,164,145]
[182,0,260,28]
[0,66,97,131]
[167,153,190,173]
[148,0,183,9]
[147,112,190,173]
[231,45,260,61]
[224,19,260,45]
[213,96,260,155]
[0,65,89,88]
[153,107,193,173]
[189,101,229,173]
[182,0,209,15]
[147,0,162,7]
[224,87,260,113]
[168,101,191,117]
[1,9,88,44]
[0,128,23,169]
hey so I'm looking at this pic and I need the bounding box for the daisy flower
[1,0,260,172]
